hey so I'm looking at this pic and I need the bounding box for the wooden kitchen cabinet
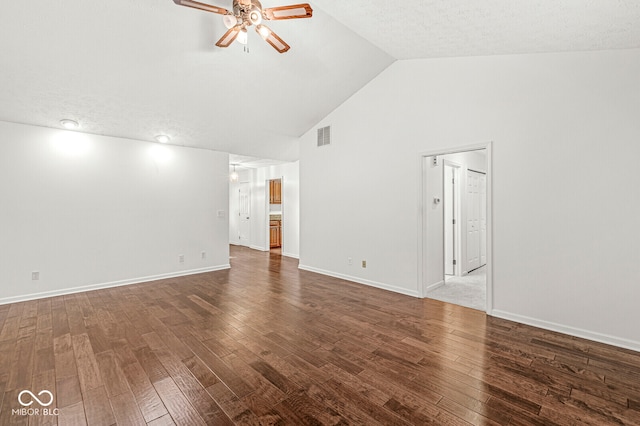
[270,220,281,248]
[269,179,282,204]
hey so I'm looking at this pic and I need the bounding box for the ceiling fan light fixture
[256,24,270,40]
[172,0,312,54]
[249,6,262,25]
[237,28,248,45]
[223,14,238,29]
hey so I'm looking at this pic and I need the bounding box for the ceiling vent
[317,125,331,147]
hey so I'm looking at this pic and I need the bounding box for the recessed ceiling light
[60,119,79,130]
[155,135,170,144]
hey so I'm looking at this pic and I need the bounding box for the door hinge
[453,260,457,265]
[453,219,456,224]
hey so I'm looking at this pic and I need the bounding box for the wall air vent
[317,125,331,147]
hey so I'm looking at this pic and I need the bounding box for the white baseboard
[282,252,299,260]
[0,265,231,306]
[250,245,269,252]
[426,280,445,292]
[298,265,420,298]
[492,309,640,353]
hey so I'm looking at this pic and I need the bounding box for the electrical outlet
[32,271,40,281]
[362,260,367,268]
[179,254,185,263]
[348,257,352,266]
[201,251,206,260]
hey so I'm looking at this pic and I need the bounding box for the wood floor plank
[83,386,115,426]
[109,390,146,426]
[95,350,130,398]
[56,375,83,409]
[205,381,261,424]
[133,346,169,385]
[153,378,207,426]
[71,334,103,393]
[142,333,232,425]
[2,245,640,425]
[146,413,176,426]
[30,369,57,426]
[53,334,77,380]
[119,359,169,423]
[57,401,87,426]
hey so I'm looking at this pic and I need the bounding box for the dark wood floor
[1,246,640,425]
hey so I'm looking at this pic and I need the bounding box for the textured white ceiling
[318,0,640,59]
[1,1,639,162]
[0,0,393,161]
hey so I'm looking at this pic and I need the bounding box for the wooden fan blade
[216,26,240,48]
[255,25,290,53]
[263,3,313,20]
[172,0,229,15]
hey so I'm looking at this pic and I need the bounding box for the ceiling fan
[172,0,313,53]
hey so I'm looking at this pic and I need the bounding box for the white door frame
[418,142,493,314]
[443,160,462,277]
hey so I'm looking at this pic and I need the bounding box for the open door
[466,170,486,272]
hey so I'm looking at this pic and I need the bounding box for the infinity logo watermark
[12,390,58,417]
[18,390,54,407]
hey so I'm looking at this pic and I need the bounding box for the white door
[466,171,480,271]
[479,174,487,267]
[444,165,456,275]
[238,183,250,247]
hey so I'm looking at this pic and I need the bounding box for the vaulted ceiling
[1,1,639,161]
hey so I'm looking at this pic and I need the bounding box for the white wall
[299,48,640,350]
[228,162,300,258]
[0,121,230,304]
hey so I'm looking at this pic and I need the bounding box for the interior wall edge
[492,309,640,353]
[0,264,230,306]
[298,265,421,298]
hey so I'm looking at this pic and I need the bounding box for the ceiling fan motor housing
[233,0,264,27]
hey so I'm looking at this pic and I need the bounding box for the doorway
[421,145,492,312]
[268,178,283,254]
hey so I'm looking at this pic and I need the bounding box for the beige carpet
[427,266,486,311]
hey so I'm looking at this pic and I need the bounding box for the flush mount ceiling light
[60,119,79,130]
[155,134,171,144]
[172,0,313,54]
